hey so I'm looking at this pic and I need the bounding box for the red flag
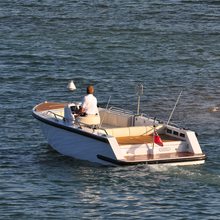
[154,131,163,147]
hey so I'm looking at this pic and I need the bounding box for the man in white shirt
[80,85,99,115]
[78,85,100,125]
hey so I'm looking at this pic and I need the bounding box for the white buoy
[67,80,76,91]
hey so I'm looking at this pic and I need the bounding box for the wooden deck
[116,134,180,145]
[124,152,197,162]
[35,102,67,112]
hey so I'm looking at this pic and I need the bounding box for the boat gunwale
[32,109,109,144]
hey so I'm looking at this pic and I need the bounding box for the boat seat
[99,125,164,137]
[78,114,101,126]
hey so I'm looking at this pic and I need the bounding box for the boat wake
[145,164,174,173]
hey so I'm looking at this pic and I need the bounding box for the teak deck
[124,152,196,162]
[116,134,180,145]
[35,102,67,112]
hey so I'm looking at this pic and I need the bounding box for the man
[78,85,100,126]
[80,85,99,115]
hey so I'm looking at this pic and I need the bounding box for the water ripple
[1,0,220,219]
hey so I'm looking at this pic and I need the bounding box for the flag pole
[152,117,164,148]
[153,117,156,149]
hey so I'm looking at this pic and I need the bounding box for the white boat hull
[33,102,206,166]
[39,121,118,166]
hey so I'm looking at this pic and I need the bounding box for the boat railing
[44,107,185,131]
[139,113,164,123]
[96,127,109,135]
[107,107,168,124]
[104,107,184,129]
[141,113,187,130]
[46,111,64,121]
[108,106,134,115]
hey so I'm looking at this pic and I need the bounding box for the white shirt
[81,94,99,115]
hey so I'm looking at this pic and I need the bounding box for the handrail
[139,113,167,124]
[45,110,97,129]
[139,113,184,129]
[96,127,109,136]
[108,106,134,115]
[46,111,64,121]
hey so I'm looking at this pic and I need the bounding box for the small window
[167,129,172,134]
[180,133,185,138]
[173,131,179,136]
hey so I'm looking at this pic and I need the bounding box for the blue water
[1,0,220,219]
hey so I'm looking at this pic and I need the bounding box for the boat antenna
[167,90,183,125]
[135,83,143,115]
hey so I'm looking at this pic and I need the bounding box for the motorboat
[32,86,206,166]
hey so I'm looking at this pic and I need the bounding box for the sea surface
[0,0,220,219]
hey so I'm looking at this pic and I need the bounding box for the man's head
[87,85,94,94]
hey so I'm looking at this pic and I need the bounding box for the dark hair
[87,85,94,94]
